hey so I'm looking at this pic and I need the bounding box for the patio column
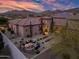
[50,17,54,33]
[30,21,33,37]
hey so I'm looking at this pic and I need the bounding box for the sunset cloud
[65,2,76,10]
[0,0,79,13]
[0,0,45,13]
[16,2,44,11]
[42,0,56,4]
[52,2,76,10]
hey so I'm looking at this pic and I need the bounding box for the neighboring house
[53,12,72,26]
[8,12,79,37]
[53,12,79,26]
[8,17,53,37]
[53,12,79,32]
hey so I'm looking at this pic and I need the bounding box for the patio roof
[17,18,41,26]
[8,19,21,25]
[9,17,41,26]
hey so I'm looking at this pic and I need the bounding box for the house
[53,11,79,32]
[53,12,79,25]
[8,17,53,37]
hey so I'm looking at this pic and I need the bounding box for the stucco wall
[32,25,40,35]
[18,26,24,37]
[1,33,28,59]
[53,19,66,26]
[24,26,30,37]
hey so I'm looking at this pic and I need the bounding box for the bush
[0,42,4,50]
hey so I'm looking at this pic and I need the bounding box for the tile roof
[8,19,21,25]
[9,18,41,26]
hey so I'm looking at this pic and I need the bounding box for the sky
[0,0,79,13]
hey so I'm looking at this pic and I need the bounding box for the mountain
[64,8,79,13]
[1,8,78,19]
[38,10,63,17]
[0,10,62,18]
[0,10,38,19]
[39,8,79,17]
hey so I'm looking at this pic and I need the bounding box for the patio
[5,30,62,58]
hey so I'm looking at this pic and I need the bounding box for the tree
[0,17,8,25]
[0,33,4,50]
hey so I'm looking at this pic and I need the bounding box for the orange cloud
[0,0,16,1]
[48,0,55,2]
[0,1,45,12]
[16,2,44,11]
